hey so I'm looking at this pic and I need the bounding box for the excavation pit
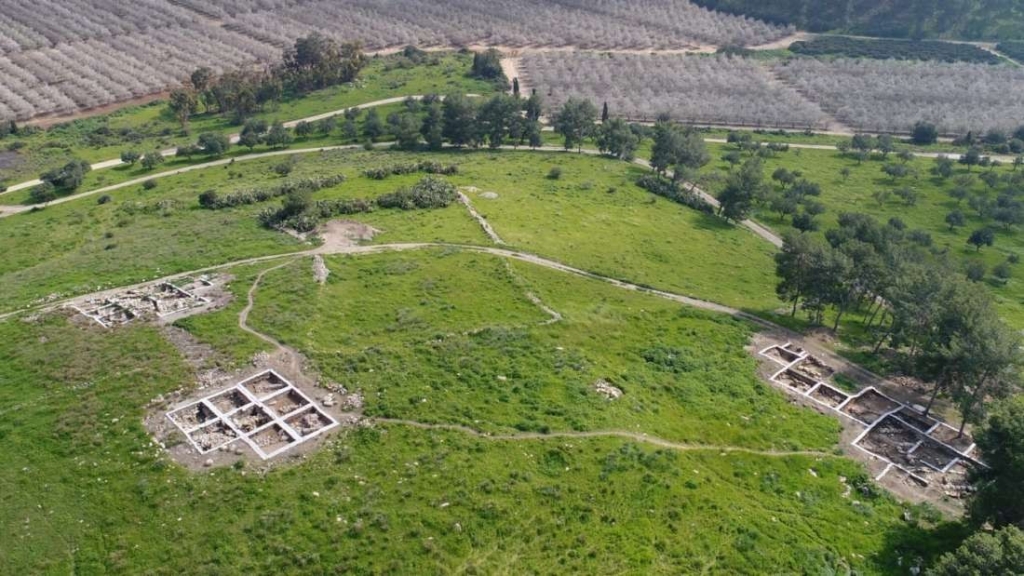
[928,424,975,454]
[241,371,289,399]
[808,383,848,408]
[252,424,296,454]
[775,369,817,393]
[230,405,273,433]
[189,420,238,453]
[857,415,924,469]
[264,389,309,417]
[209,389,249,414]
[792,355,834,381]
[762,345,802,365]
[896,407,938,433]
[842,389,901,425]
[168,401,217,430]
[912,439,960,471]
[285,407,333,437]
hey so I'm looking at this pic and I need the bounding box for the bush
[362,161,458,180]
[272,161,294,176]
[547,167,562,180]
[198,190,218,208]
[97,195,112,205]
[635,173,715,214]
[142,179,157,190]
[201,175,346,209]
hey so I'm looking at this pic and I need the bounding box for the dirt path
[458,190,505,244]
[373,418,833,457]
[238,260,296,351]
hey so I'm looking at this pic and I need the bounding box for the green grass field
[0,250,955,574]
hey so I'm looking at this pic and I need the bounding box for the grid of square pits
[166,370,339,460]
[759,342,981,486]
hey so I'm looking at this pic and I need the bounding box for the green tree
[294,120,313,139]
[420,102,444,151]
[553,97,598,152]
[141,150,165,171]
[470,49,504,80]
[282,33,366,92]
[362,109,384,142]
[933,155,955,179]
[718,157,767,222]
[441,93,478,148]
[929,526,1024,575]
[912,121,938,145]
[29,182,57,204]
[389,112,421,150]
[239,118,267,150]
[968,228,995,251]
[477,94,519,148]
[40,159,91,192]
[197,132,230,156]
[970,399,1024,529]
[946,210,966,231]
[962,147,982,172]
[168,88,198,131]
[265,121,292,149]
[120,150,141,165]
[775,232,821,315]
[596,118,638,161]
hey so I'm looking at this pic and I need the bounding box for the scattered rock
[203,458,214,467]
[322,393,336,408]
[592,379,623,400]
[480,191,499,199]
[341,394,364,411]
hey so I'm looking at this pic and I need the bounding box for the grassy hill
[693,0,1024,41]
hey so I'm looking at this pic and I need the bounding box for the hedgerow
[362,161,459,180]
[635,173,715,214]
[790,36,1000,65]
[198,175,346,209]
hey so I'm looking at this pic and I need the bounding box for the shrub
[97,195,112,205]
[200,175,346,209]
[142,179,157,190]
[547,167,562,180]
[635,173,715,214]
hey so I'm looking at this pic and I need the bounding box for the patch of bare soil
[160,325,235,391]
[312,254,330,284]
[315,220,380,251]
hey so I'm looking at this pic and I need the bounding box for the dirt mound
[316,220,380,251]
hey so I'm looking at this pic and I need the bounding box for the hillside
[691,0,1024,41]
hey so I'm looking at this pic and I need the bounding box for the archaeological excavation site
[759,342,981,504]
[166,370,340,461]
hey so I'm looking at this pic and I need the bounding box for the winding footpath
[373,418,832,457]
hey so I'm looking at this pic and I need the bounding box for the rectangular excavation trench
[166,370,340,460]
